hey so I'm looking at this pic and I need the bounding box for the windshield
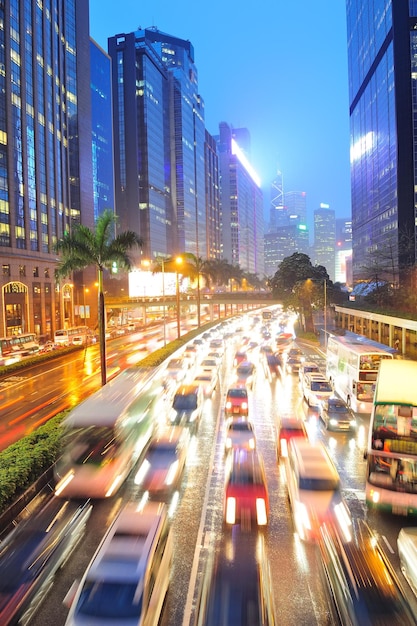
[227,389,247,399]
[173,395,197,411]
[76,580,142,619]
[63,426,119,467]
[311,381,331,392]
[299,476,339,490]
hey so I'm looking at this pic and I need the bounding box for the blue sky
[89,0,352,229]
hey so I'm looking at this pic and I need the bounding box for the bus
[54,326,89,346]
[326,331,395,414]
[54,366,162,499]
[0,332,39,361]
[365,359,417,516]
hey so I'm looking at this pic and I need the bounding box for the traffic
[2,307,417,625]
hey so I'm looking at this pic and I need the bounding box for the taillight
[256,498,268,525]
[280,438,288,457]
[226,497,236,524]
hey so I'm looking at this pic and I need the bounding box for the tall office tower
[314,204,336,281]
[286,190,309,254]
[264,225,301,277]
[90,40,115,223]
[204,130,221,260]
[335,217,352,285]
[346,2,417,286]
[0,1,92,338]
[269,171,286,232]
[108,28,206,261]
[216,122,264,276]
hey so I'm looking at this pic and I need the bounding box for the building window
[2,264,10,277]
[33,267,39,277]
[19,265,26,277]
[33,282,41,295]
[44,267,49,278]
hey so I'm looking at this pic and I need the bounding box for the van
[302,373,332,407]
[285,439,351,542]
[64,501,173,626]
[398,527,417,596]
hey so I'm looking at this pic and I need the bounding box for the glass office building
[108,28,207,261]
[0,1,92,338]
[346,1,417,285]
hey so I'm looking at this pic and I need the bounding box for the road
[4,318,417,625]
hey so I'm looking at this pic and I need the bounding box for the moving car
[298,361,320,384]
[276,415,308,458]
[233,351,248,367]
[286,355,302,374]
[0,498,92,626]
[134,426,190,493]
[225,418,256,452]
[235,361,256,389]
[225,386,249,417]
[285,439,351,542]
[64,501,173,626]
[165,357,187,382]
[224,449,269,527]
[170,383,204,428]
[320,520,416,625]
[302,373,333,407]
[193,369,217,398]
[319,396,357,431]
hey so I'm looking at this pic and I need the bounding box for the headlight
[248,438,255,449]
[241,401,248,410]
[329,418,338,427]
[225,401,232,409]
[294,500,311,539]
[225,437,232,449]
[165,460,179,485]
[134,459,151,485]
[350,419,357,428]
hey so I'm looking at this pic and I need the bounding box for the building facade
[346,1,417,286]
[0,0,93,340]
[314,204,336,281]
[216,122,264,276]
[108,28,209,263]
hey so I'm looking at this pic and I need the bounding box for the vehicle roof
[88,502,166,583]
[175,383,200,394]
[289,440,339,481]
[62,367,156,428]
[374,359,417,407]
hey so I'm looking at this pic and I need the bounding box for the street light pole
[324,278,327,347]
[175,256,183,339]
[161,258,166,346]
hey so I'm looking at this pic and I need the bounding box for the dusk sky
[89,1,352,230]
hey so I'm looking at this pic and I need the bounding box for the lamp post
[161,257,166,346]
[324,278,327,346]
[175,256,183,339]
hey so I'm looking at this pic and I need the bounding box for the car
[209,338,224,355]
[235,361,256,389]
[224,448,269,527]
[233,351,247,367]
[71,336,84,346]
[200,358,219,372]
[193,370,217,397]
[302,373,333,407]
[64,501,173,626]
[319,396,357,431]
[298,361,320,384]
[165,357,188,381]
[285,438,351,542]
[195,531,276,626]
[288,347,304,359]
[224,418,256,452]
[183,344,198,367]
[319,520,416,626]
[276,415,308,458]
[286,355,302,374]
[206,351,222,366]
[170,383,204,428]
[134,426,190,493]
[225,386,249,417]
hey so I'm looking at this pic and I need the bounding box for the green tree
[55,210,143,386]
[269,253,332,333]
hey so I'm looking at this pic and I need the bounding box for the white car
[193,370,217,397]
[224,418,256,452]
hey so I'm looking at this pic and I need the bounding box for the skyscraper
[314,204,335,281]
[216,123,264,276]
[0,1,92,338]
[346,1,417,286]
[108,28,207,261]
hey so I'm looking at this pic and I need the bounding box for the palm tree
[54,210,143,386]
[181,253,210,327]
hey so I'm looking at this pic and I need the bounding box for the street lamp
[175,256,183,339]
[153,256,167,346]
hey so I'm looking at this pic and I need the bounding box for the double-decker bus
[54,325,89,346]
[326,331,395,413]
[365,359,417,516]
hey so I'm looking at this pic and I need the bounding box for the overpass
[105,292,279,325]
